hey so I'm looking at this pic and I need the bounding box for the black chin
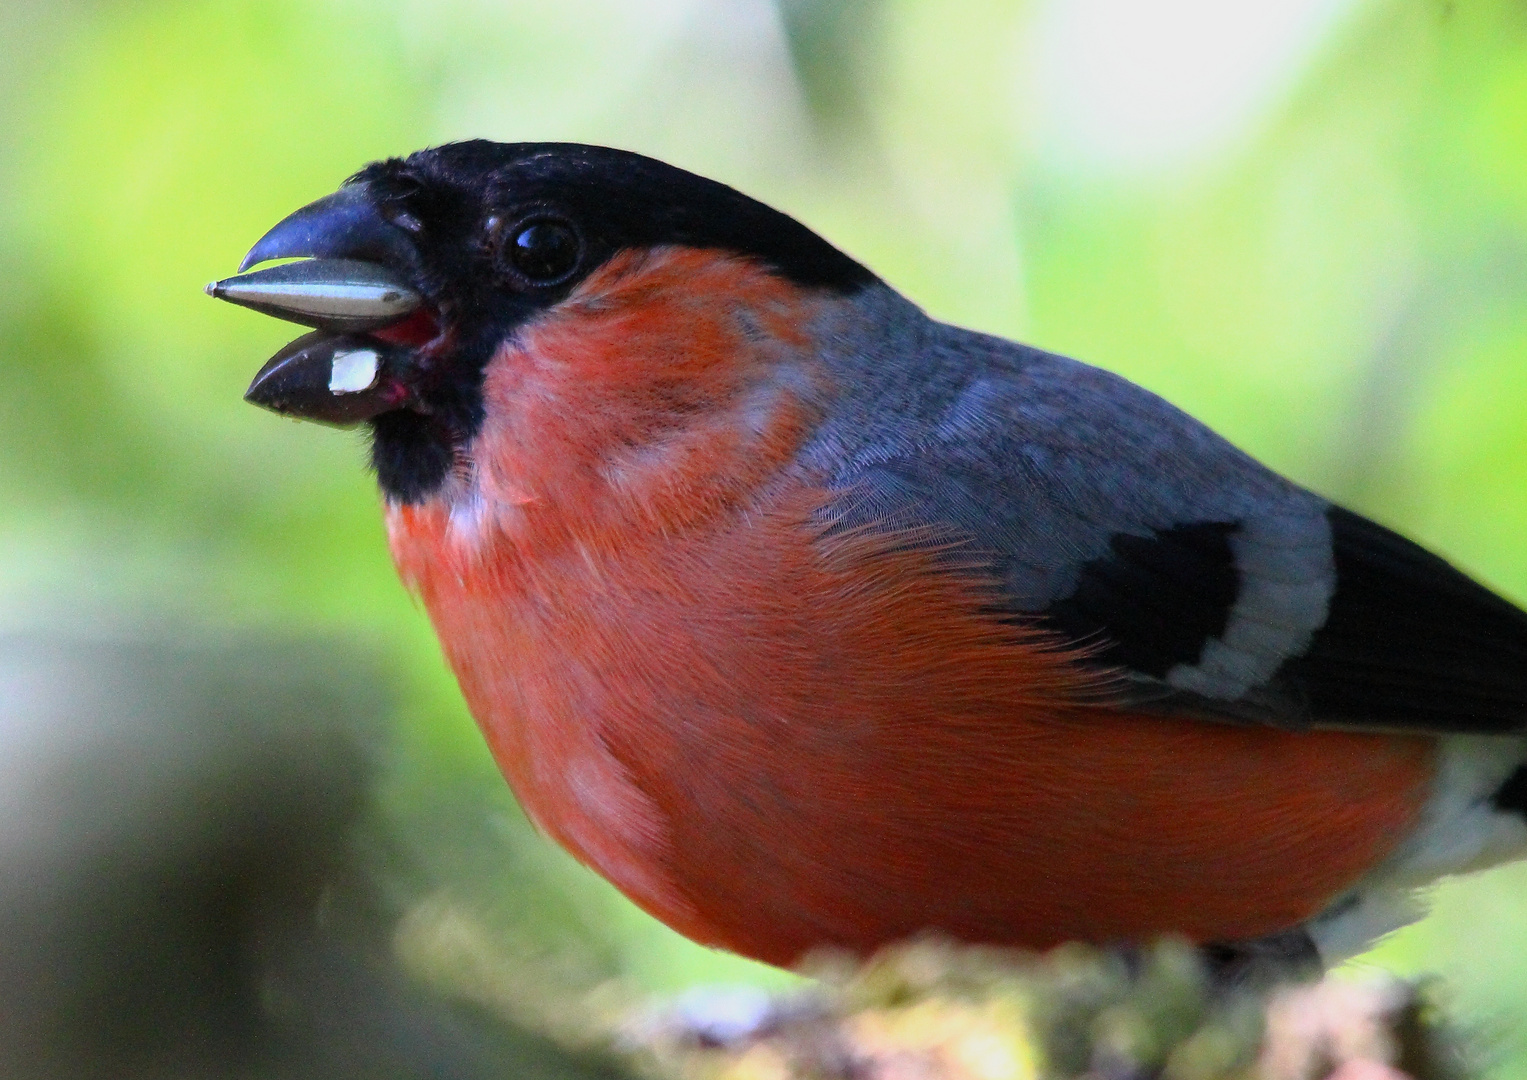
[369,410,462,504]
[367,317,503,504]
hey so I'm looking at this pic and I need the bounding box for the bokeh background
[3,0,1527,1075]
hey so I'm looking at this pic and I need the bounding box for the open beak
[207,183,434,426]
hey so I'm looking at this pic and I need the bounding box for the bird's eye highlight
[503,217,581,284]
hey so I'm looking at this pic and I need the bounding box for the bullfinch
[208,141,1527,976]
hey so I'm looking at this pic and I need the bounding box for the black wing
[1274,508,1527,733]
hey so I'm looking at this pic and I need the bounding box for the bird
[208,140,1527,978]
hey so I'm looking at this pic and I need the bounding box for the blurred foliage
[2,0,1527,1074]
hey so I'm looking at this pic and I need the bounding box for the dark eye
[504,217,581,283]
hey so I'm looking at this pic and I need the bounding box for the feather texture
[388,252,1436,965]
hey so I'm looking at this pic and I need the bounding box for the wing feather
[811,312,1527,734]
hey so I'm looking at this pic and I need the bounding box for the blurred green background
[4,0,1527,1072]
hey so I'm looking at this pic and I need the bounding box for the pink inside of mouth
[370,307,439,347]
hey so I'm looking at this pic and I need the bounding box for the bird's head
[211,142,877,516]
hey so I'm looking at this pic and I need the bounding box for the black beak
[208,182,431,426]
[237,182,421,274]
[243,332,416,428]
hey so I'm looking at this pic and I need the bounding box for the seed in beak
[204,257,422,332]
[329,348,380,394]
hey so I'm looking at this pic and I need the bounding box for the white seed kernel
[329,349,380,394]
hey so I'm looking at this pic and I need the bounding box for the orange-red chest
[389,479,1434,967]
